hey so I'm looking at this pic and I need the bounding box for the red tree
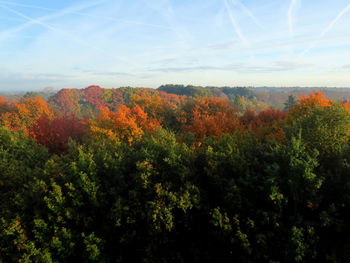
[30,115,87,154]
[83,85,105,109]
[180,97,241,141]
[241,109,287,141]
[49,89,82,116]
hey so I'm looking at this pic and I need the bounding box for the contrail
[231,0,264,30]
[0,0,107,13]
[0,0,106,41]
[0,16,25,22]
[0,4,100,52]
[301,2,350,56]
[288,0,298,36]
[0,0,64,11]
[0,0,177,32]
[0,5,133,66]
[1,5,71,33]
[224,0,248,45]
[141,0,190,47]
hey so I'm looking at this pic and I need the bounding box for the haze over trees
[1,85,350,262]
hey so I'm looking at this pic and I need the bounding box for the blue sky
[1,0,350,91]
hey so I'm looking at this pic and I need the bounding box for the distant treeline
[159,84,350,107]
[5,84,350,109]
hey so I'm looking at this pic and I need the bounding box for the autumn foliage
[341,100,350,113]
[179,97,241,141]
[240,109,287,141]
[0,97,53,132]
[30,115,87,154]
[299,91,331,107]
[0,97,11,114]
[89,105,159,144]
[49,88,82,115]
[1,88,350,150]
[2,87,350,262]
[288,91,331,117]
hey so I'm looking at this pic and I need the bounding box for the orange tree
[285,91,350,158]
[49,89,82,116]
[240,109,287,142]
[129,89,185,129]
[0,97,54,133]
[89,105,159,144]
[30,115,87,154]
[0,97,13,114]
[178,97,242,142]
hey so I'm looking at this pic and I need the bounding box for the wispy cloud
[224,0,248,45]
[231,0,264,30]
[0,71,71,91]
[141,0,189,46]
[150,61,311,73]
[288,0,299,36]
[1,0,350,89]
[0,0,177,32]
[0,71,71,80]
[0,0,66,11]
[0,5,103,51]
[0,4,134,66]
[301,2,350,56]
[331,64,350,72]
[0,0,104,42]
[82,70,133,77]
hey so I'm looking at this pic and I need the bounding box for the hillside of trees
[159,84,350,109]
[6,85,350,110]
[1,85,350,262]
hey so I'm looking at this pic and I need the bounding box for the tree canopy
[1,88,350,262]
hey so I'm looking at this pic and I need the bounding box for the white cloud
[301,2,350,56]
[288,0,299,36]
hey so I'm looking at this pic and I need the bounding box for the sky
[1,0,350,91]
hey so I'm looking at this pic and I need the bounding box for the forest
[1,85,350,262]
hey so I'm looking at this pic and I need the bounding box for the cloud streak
[0,0,105,42]
[0,0,178,32]
[82,70,133,77]
[301,2,350,56]
[150,61,311,73]
[0,5,103,51]
[141,0,190,46]
[231,0,264,30]
[288,0,298,36]
[1,0,350,89]
[224,0,248,45]
[0,4,134,66]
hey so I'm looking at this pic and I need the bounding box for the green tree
[284,95,297,111]
[286,102,350,158]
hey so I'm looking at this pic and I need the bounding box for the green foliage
[284,95,297,111]
[2,89,350,262]
[0,127,48,217]
[158,84,210,97]
[286,103,350,158]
